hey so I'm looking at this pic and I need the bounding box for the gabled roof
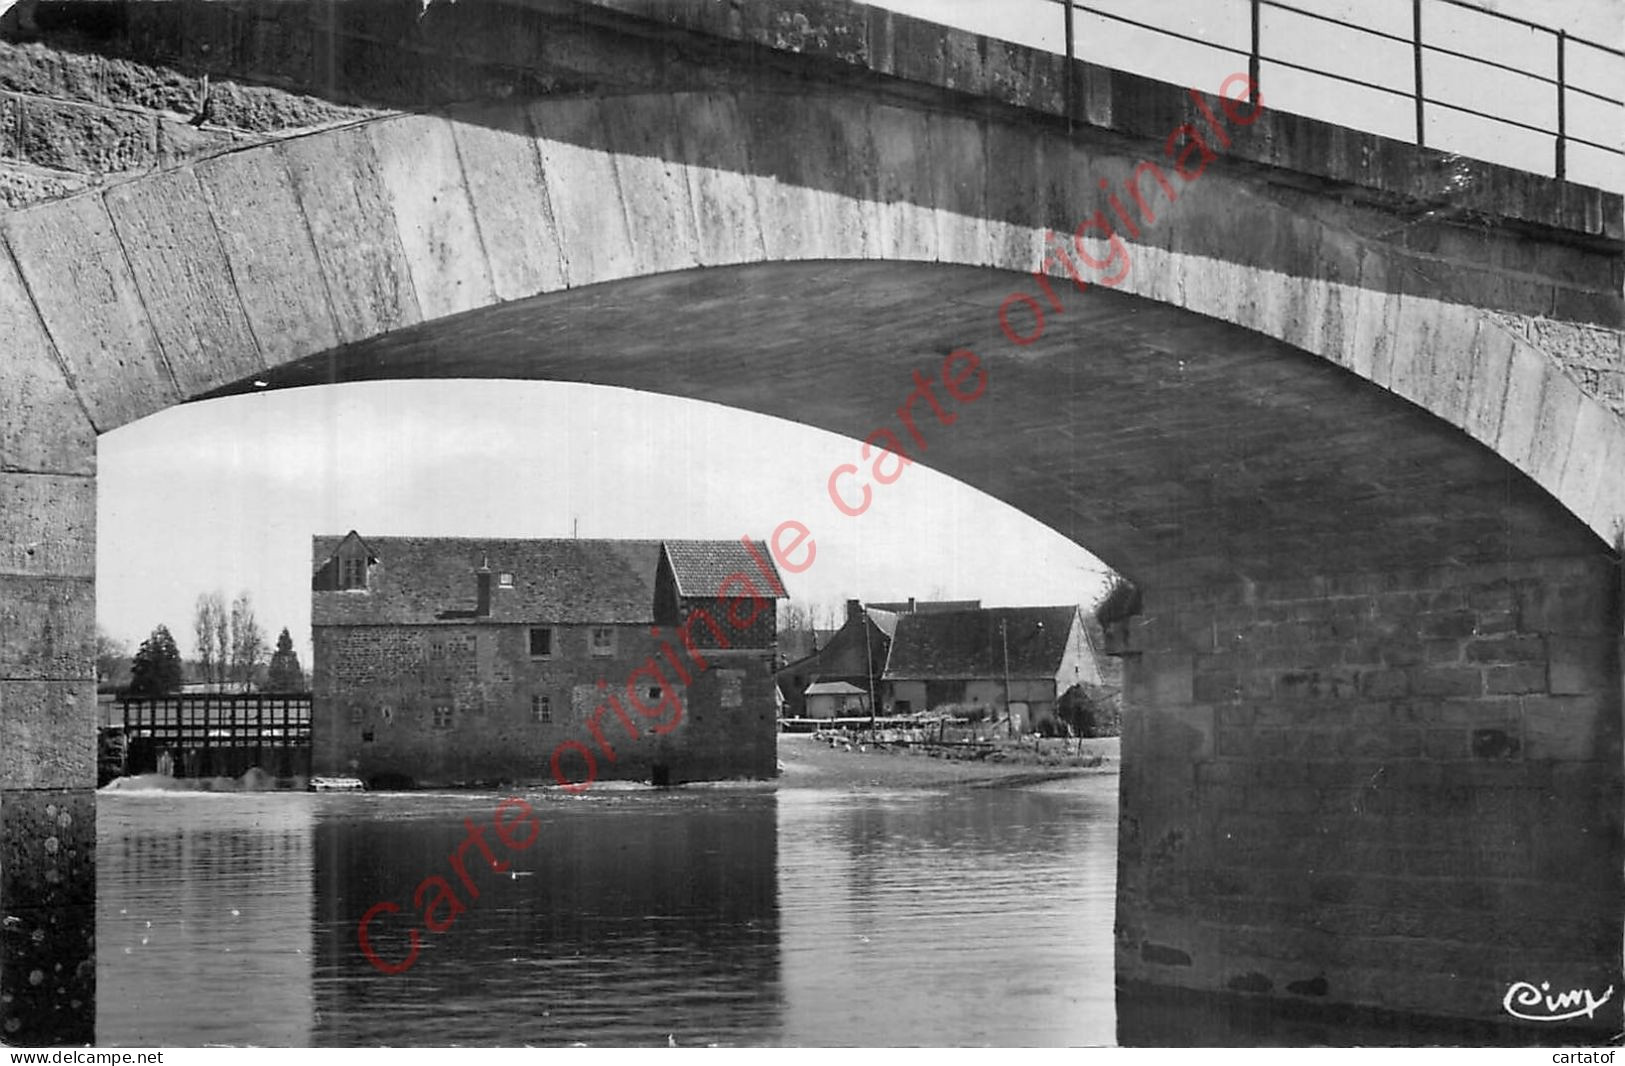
[312,535,672,627]
[805,681,868,697]
[662,540,784,598]
[870,599,983,615]
[882,606,1083,681]
[864,607,900,639]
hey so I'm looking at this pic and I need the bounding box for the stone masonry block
[0,43,105,104]
[869,103,937,263]
[0,680,94,790]
[278,126,421,346]
[1358,669,1409,699]
[0,238,94,474]
[1138,652,1195,707]
[1528,366,1585,491]
[729,92,873,263]
[1409,667,1482,698]
[0,161,90,212]
[0,787,95,910]
[195,142,341,367]
[1483,664,1548,695]
[0,897,95,1045]
[671,93,769,269]
[101,55,203,115]
[1496,341,1548,474]
[1518,577,1612,637]
[1146,705,1214,760]
[0,576,93,681]
[1522,697,1612,762]
[368,113,495,322]
[1464,318,1516,446]
[1547,637,1617,697]
[155,118,245,170]
[2,194,179,432]
[0,791,97,1040]
[105,168,265,398]
[1556,396,1617,518]
[1463,636,1546,664]
[445,102,567,300]
[529,96,641,286]
[16,96,156,175]
[595,94,704,275]
[0,474,93,578]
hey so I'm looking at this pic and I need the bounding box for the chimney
[476,554,491,617]
[908,596,917,613]
[846,598,863,624]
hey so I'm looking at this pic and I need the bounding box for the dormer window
[340,556,367,590]
[316,532,377,595]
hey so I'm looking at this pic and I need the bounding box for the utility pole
[863,605,877,726]
[1001,618,1013,739]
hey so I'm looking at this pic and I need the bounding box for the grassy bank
[777,732,1118,790]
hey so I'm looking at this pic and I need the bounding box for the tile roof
[869,599,983,615]
[882,606,1083,681]
[865,607,900,639]
[805,681,868,696]
[313,534,785,627]
[662,540,783,598]
[311,535,672,627]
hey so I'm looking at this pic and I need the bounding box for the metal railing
[1008,0,1624,187]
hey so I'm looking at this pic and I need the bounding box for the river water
[95,772,1119,1047]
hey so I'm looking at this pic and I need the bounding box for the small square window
[428,639,446,660]
[529,627,553,658]
[532,694,552,723]
[499,572,515,588]
[432,705,453,730]
[349,706,365,724]
[647,686,662,702]
[340,556,367,590]
[590,627,616,656]
[361,728,375,743]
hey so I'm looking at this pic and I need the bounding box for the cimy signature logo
[1503,980,1616,1022]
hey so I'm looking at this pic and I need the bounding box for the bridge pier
[0,788,96,1045]
[1114,552,1623,1038]
[0,266,99,1044]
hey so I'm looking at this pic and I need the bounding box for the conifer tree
[128,624,183,697]
[266,627,306,693]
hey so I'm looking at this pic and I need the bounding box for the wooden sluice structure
[113,694,313,780]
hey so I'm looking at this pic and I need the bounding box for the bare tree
[778,600,812,634]
[96,627,131,691]
[194,591,227,687]
[229,591,266,692]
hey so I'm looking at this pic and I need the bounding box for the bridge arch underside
[2,82,1621,1042]
[242,260,1620,1036]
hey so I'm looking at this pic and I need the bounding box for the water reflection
[97,777,1120,1046]
[776,783,1118,1046]
[96,795,315,1046]
[309,788,781,1047]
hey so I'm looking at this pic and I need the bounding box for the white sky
[97,383,1114,662]
[95,0,1623,661]
[878,0,1622,189]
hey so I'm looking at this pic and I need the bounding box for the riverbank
[776,732,1118,790]
[98,737,1120,793]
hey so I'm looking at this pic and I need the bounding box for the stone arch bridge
[1,0,1621,1044]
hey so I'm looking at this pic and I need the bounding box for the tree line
[105,589,306,697]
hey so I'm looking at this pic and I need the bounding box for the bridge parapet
[3,0,1620,250]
